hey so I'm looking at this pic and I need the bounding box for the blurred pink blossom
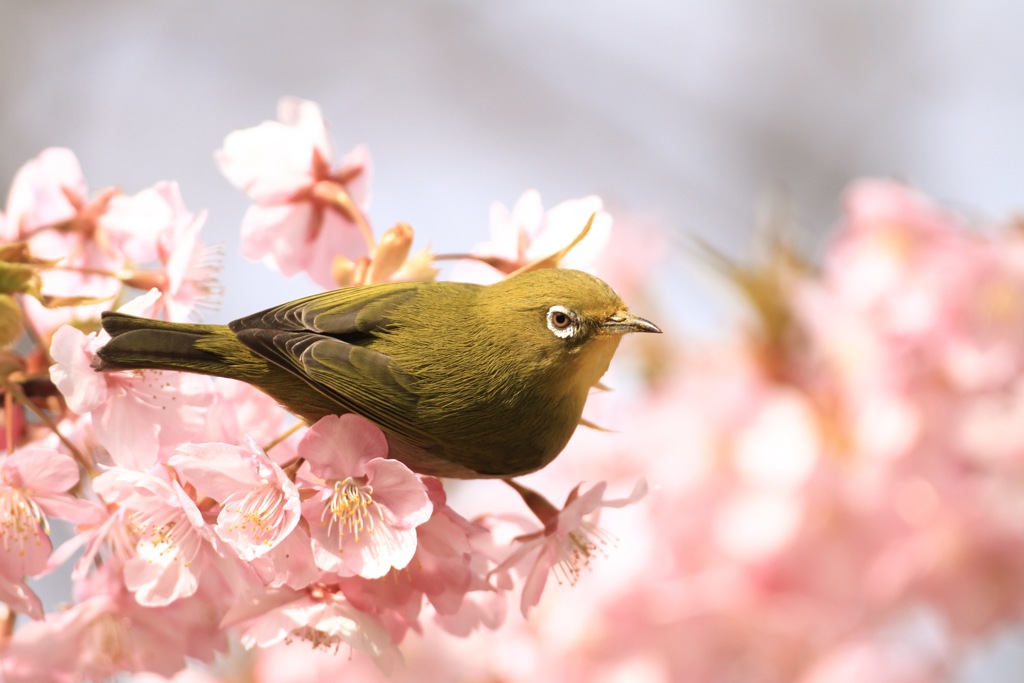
[5,147,89,238]
[216,97,372,288]
[1,565,226,682]
[113,182,222,322]
[4,148,124,340]
[223,583,400,671]
[0,447,95,619]
[495,479,646,618]
[451,190,612,284]
[400,478,495,619]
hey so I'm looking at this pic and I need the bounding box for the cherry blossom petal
[300,414,388,481]
[363,458,433,526]
[101,184,176,264]
[49,324,108,414]
[4,147,85,234]
[3,447,79,493]
[216,98,330,203]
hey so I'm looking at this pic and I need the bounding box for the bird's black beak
[601,311,662,334]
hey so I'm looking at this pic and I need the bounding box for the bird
[93,268,661,478]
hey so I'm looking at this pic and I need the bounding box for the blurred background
[4,2,1024,680]
[3,0,1023,327]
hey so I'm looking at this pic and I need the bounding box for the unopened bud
[390,249,440,283]
[367,223,414,283]
[0,294,23,347]
[331,254,357,288]
[119,269,168,292]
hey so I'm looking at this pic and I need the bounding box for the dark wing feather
[228,283,440,450]
[228,283,421,335]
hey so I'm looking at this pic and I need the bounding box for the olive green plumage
[94,268,660,478]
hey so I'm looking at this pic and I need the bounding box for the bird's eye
[546,305,577,339]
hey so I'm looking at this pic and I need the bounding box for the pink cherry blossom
[450,190,612,284]
[92,467,220,606]
[112,182,222,322]
[431,569,509,637]
[5,148,124,340]
[1,564,227,682]
[100,181,180,265]
[495,479,647,618]
[216,97,372,288]
[396,478,501,622]
[5,147,88,237]
[21,105,1024,683]
[799,621,946,683]
[298,415,432,579]
[49,289,213,469]
[49,310,119,416]
[246,523,318,590]
[168,437,301,561]
[199,378,301,464]
[223,583,399,671]
[330,480,509,646]
[328,573,423,647]
[249,643,390,683]
[0,446,98,619]
[825,179,972,340]
[9,162,219,325]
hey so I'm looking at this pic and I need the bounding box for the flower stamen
[552,522,614,586]
[323,478,380,545]
[0,487,48,554]
[127,506,198,564]
[224,485,288,548]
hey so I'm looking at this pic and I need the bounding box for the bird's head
[483,268,660,388]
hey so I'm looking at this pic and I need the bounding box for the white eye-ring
[546,305,577,339]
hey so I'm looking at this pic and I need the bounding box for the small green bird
[94,268,660,478]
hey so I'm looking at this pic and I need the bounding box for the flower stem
[508,212,594,277]
[263,421,304,453]
[282,456,306,481]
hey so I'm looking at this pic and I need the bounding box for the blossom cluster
[395,180,1024,683]
[5,95,1022,683]
[0,98,636,681]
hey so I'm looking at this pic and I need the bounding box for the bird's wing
[229,282,421,335]
[228,282,441,449]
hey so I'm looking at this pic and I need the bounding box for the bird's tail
[93,312,239,376]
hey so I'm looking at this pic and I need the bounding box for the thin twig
[7,381,95,476]
[263,421,304,453]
